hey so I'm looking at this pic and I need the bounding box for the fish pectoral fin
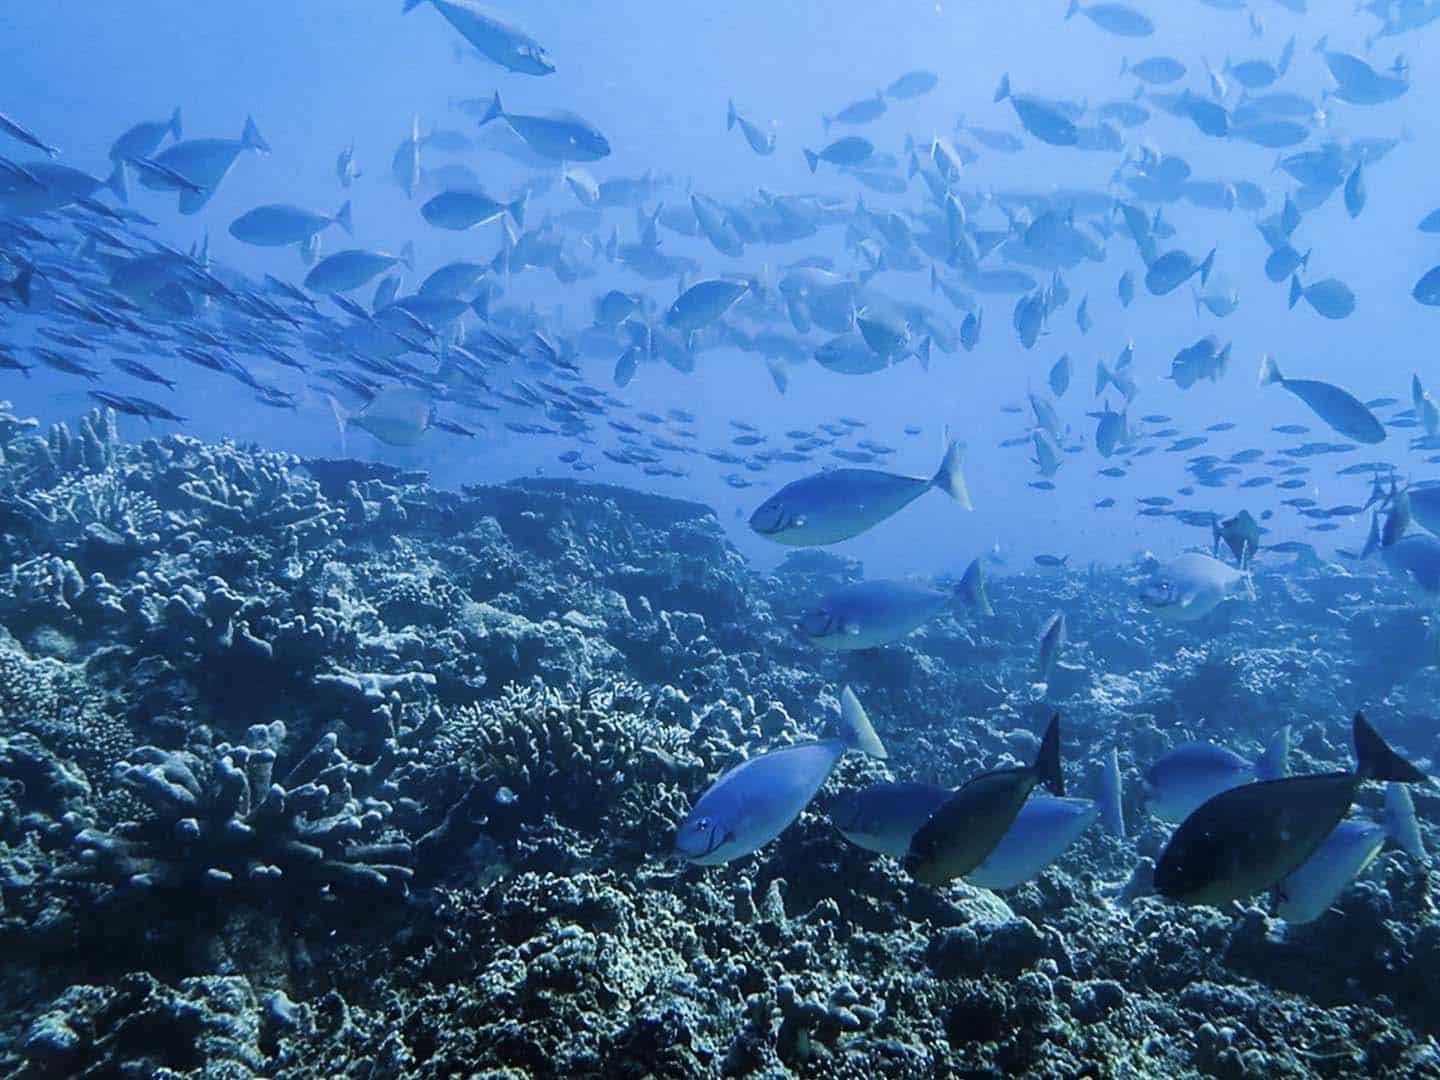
[1178,589,1200,610]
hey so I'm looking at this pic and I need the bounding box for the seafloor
[0,402,1437,1079]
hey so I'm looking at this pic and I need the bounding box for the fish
[797,577,980,651]
[886,71,939,99]
[1155,714,1429,907]
[402,0,554,75]
[420,187,526,231]
[148,114,269,212]
[904,714,1063,885]
[833,783,1102,889]
[1122,56,1186,84]
[1144,727,1291,824]
[1139,552,1253,623]
[1049,354,1072,398]
[803,136,873,173]
[1065,1,1155,37]
[0,111,59,158]
[674,686,885,865]
[478,92,609,161]
[823,91,886,133]
[110,107,182,165]
[749,440,968,545]
[230,201,352,247]
[993,75,1077,147]
[1260,356,1385,444]
[1145,248,1215,297]
[305,244,415,294]
[1276,784,1427,925]
[1288,276,1356,321]
[725,100,775,156]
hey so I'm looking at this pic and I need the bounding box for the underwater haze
[4,0,1440,1076]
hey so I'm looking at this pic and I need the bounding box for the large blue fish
[674,687,886,865]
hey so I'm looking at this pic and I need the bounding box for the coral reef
[0,407,1438,1078]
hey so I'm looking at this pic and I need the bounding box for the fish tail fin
[105,162,128,204]
[1258,353,1282,387]
[169,106,183,141]
[838,686,887,759]
[958,556,993,616]
[509,190,528,229]
[334,199,353,236]
[1096,359,1111,395]
[1362,511,1382,558]
[1119,57,1129,77]
[325,393,350,455]
[932,435,972,509]
[994,73,1011,103]
[399,240,415,271]
[1241,568,1257,602]
[300,231,322,267]
[1257,724,1291,781]
[1199,248,1215,286]
[822,115,832,134]
[803,148,819,174]
[471,282,492,322]
[241,114,270,154]
[726,99,737,131]
[1099,746,1125,838]
[1354,712,1428,783]
[12,260,34,307]
[1065,0,1079,18]
[401,0,427,11]
[1288,273,1302,309]
[1035,714,1064,796]
[479,92,505,127]
[916,335,931,372]
[764,356,788,395]
[1384,783,1429,863]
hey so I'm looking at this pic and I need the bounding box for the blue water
[2,0,1436,577]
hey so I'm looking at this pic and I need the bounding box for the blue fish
[674,687,886,865]
[1144,727,1290,823]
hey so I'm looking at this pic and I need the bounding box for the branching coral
[62,721,414,898]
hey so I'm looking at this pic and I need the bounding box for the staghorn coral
[61,720,414,899]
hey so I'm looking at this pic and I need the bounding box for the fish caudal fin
[932,436,972,509]
[726,99,737,131]
[335,200,353,235]
[1257,724,1290,781]
[1385,783,1428,863]
[325,393,350,456]
[479,92,505,127]
[958,556,994,616]
[1065,0,1079,17]
[509,190,528,229]
[994,73,1011,103]
[169,106,183,141]
[1099,746,1125,838]
[242,114,270,154]
[1353,712,1428,784]
[105,163,128,205]
[401,0,428,13]
[399,240,415,271]
[803,149,819,174]
[838,685,887,760]
[1035,714,1064,796]
[1258,354,1282,387]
